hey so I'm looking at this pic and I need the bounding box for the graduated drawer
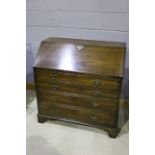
[38,102,116,127]
[34,68,121,90]
[36,82,119,99]
[37,90,118,112]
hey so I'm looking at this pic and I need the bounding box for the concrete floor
[26,90,129,155]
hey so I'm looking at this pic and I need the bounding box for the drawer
[38,102,116,127]
[34,68,121,90]
[37,90,118,112]
[36,82,119,99]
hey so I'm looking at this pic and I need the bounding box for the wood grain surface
[33,37,126,138]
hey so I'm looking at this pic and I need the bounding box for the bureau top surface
[33,37,126,77]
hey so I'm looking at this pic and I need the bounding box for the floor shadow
[27,136,61,155]
[118,107,129,136]
[121,68,129,99]
[26,89,36,107]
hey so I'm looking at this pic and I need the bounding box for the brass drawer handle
[91,116,98,121]
[93,79,100,85]
[92,90,102,97]
[91,102,99,108]
[51,76,57,80]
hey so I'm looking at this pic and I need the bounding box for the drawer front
[34,68,121,90]
[36,82,119,99]
[37,90,118,112]
[38,102,116,127]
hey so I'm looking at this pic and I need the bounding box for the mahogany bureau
[33,37,126,138]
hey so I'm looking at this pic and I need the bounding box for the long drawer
[36,90,118,112]
[34,68,121,90]
[38,102,116,127]
[36,82,119,99]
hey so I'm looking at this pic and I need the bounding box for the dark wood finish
[34,38,125,77]
[37,114,48,123]
[39,102,116,127]
[104,128,121,138]
[36,82,119,99]
[34,68,121,85]
[33,37,126,138]
[26,83,35,90]
[38,114,56,123]
[37,90,118,112]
